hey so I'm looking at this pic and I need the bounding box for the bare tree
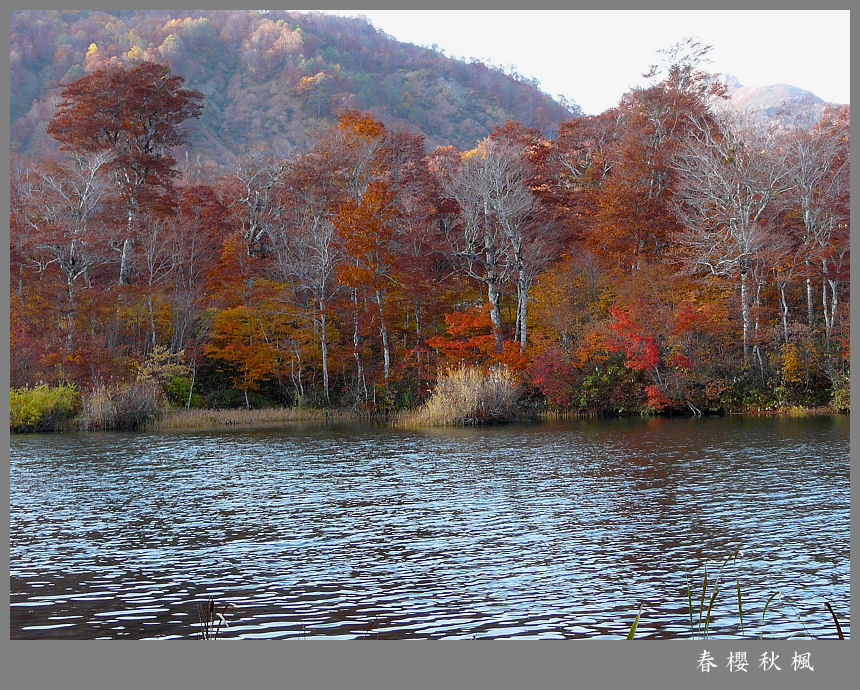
[271,152,344,403]
[225,149,291,249]
[672,112,792,366]
[778,106,850,338]
[12,151,113,343]
[444,140,548,353]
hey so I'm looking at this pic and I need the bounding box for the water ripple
[10,416,850,639]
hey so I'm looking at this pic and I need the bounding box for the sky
[328,10,850,115]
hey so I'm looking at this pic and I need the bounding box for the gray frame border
[3,2,855,689]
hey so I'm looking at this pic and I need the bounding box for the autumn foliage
[9,41,850,420]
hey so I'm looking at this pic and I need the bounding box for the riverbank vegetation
[398,365,524,427]
[10,40,849,430]
[158,405,361,431]
[9,384,79,432]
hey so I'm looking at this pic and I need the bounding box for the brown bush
[78,382,163,431]
[400,365,523,427]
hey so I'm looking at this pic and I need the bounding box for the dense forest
[9,31,849,423]
[10,9,576,164]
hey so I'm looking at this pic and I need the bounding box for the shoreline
[11,403,846,434]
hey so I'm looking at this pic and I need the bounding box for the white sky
[329,10,850,115]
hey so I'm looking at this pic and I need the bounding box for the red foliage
[427,304,496,365]
[607,306,660,371]
[528,347,579,408]
[644,384,672,410]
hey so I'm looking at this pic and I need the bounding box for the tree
[672,112,791,367]
[205,233,289,408]
[273,151,345,403]
[443,140,544,353]
[578,39,725,272]
[46,61,203,284]
[224,148,290,250]
[11,152,113,346]
[779,105,850,338]
[334,180,400,384]
[322,110,388,398]
[488,122,564,352]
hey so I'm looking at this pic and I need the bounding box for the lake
[9,415,850,639]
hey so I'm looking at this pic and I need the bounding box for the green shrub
[165,375,203,408]
[830,371,850,413]
[10,384,79,432]
[578,359,642,414]
[400,365,523,427]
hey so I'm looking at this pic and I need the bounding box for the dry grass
[77,382,162,431]
[399,364,523,427]
[156,406,361,431]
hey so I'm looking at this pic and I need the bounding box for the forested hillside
[9,26,849,428]
[10,9,577,165]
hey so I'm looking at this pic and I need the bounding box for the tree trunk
[822,274,832,338]
[779,281,790,345]
[119,207,136,285]
[514,284,521,344]
[65,277,77,344]
[119,237,133,285]
[740,270,751,366]
[518,276,529,354]
[805,267,815,327]
[186,363,196,409]
[487,278,504,354]
[753,279,764,380]
[293,343,304,400]
[148,293,157,350]
[414,299,423,382]
[376,290,390,384]
[828,278,839,336]
[352,288,367,400]
[319,301,330,404]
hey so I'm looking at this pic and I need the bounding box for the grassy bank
[11,383,846,434]
[155,406,363,431]
[539,404,847,422]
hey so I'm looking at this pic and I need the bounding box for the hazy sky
[329,10,850,114]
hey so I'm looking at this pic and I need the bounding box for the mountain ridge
[10,9,579,165]
[719,73,835,123]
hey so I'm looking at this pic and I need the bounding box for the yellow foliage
[86,42,98,58]
[10,384,79,432]
[295,72,327,93]
[126,44,144,62]
[781,343,803,384]
[136,346,188,388]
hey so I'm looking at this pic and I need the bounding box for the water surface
[10,415,850,639]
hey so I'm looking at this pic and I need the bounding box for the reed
[156,406,362,431]
[398,364,523,428]
[196,597,233,640]
[627,551,846,640]
[76,382,162,431]
[626,603,643,639]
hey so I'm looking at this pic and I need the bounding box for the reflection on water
[10,416,850,639]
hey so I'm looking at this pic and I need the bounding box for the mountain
[719,72,834,124]
[10,9,579,165]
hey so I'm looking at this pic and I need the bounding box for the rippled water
[10,415,850,639]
